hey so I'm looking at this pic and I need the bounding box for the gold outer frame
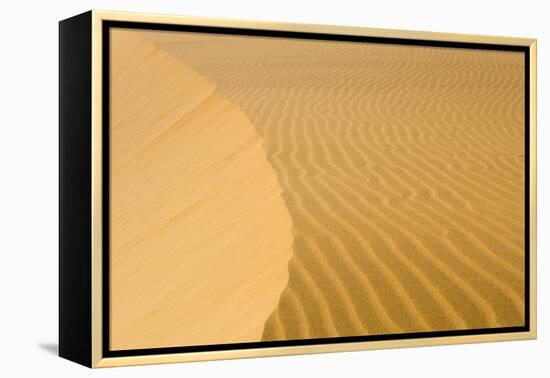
[89,10,537,368]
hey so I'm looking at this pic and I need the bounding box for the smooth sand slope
[142,30,526,341]
[109,29,294,350]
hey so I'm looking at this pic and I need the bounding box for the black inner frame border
[101,20,531,358]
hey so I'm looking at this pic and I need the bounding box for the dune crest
[109,29,294,350]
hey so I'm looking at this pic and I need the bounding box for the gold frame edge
[529,40,537,338]
[91,9,103,368]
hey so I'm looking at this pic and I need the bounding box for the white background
[0,0,547,376]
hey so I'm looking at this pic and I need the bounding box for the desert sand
[111,27,526,349]
[109,29,294,350]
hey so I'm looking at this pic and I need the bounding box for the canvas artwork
[59,11,536,368]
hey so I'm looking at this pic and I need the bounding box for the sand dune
[141,30,526,341]
[109,29,294,350]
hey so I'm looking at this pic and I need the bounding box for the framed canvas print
[59,10,537,368]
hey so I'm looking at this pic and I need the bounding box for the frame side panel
[59,10,93,368]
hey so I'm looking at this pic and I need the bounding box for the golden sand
[109,29,294,350]
[142,30,525,341]
[111,28,525,347]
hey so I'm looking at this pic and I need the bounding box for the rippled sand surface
[114,28,525,346]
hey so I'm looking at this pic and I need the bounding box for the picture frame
[59,10,537,368]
